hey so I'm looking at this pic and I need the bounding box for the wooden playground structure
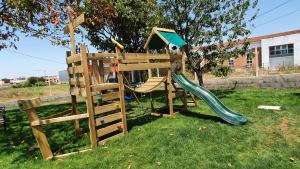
[18,13,195,160]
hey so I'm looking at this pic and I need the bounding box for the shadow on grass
[210,88,237,99]
[179,109,227,124]
[292,92,300,98]
[0,102,90,163]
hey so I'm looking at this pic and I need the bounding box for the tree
[0,0,115,50]
[159,0,258,85]
[85,0,163,52]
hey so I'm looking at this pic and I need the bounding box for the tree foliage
[0,0,114,50]
[85,0,164,52]
[159,0,258,85]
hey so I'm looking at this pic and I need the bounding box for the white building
[193,29,300,70]
[248,29,300,69]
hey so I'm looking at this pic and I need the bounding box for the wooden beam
[91,83,119,91]
[66,54,81,64]
[94,102,119,115]
[17,100,53,160]
[64,14,85,34]
[54,149,91,159]
[88,53,116,59]
[96,122,123,137]
[31,114,89,126]
[118,62,170,71]
[93,92,119,103]
[153,27,176,33]
[69,77,85,86]
[123,53,169,60]
[18,98,41,111]
[80,45,97,150]
[95,112,122,126]
[67,66,84,74]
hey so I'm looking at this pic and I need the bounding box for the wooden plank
[95,112,122,126]
[118,62,170,71]
[94,102,119,115]
[121,59,148,63]
[91,83,119,91]
[18,98,41,110]
[67,66,83,74]
[93,92,119,103]
[66,54,81,64]
[88,53,116,59]
[70,87,86,96]
[80,45,97,150]
[96,122,123,137]
[69,77,85,86]
[123,53,169,60]
[31,114,89,126]
[64,13,85,33]
[18,103,53,160]
[98,132,124,146]
[54,149,92,159]
[104,66,116,73]
[154,27,176,33]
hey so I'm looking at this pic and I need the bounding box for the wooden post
[166,48,174,117]
[80,45,97,149]
[18,99,53,160]
[255,47,259,77]
[181,49,186,74]
[116,47,128,135]
[180,49,187,110]
[66,51,81,136]
[67,14,76,55]
[146,49,152,78]
[150,92,154,112]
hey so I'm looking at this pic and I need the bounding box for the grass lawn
[0,88,299,169]
[0,85,69,102]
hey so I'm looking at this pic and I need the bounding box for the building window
[247,55,253,66]
[228,58,234,68]
[269,44,294,57]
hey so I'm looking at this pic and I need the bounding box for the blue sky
[1,0,300,79]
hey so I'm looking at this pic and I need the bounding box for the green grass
[0,85,69,102]
[0,88,300,169]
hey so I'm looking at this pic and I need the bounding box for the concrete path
[0,94,71,107]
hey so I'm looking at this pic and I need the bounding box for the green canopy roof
[158,31,187,47]
[144,27,187,50]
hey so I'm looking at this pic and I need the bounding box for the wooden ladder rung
[97,122,123,137]
[93,92,120,103]
[95,112,122,126]
[94,102,119,115]
[91,83,119,91]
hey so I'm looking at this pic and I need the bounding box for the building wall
[261,33,300,69]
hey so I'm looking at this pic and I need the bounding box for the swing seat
[125,77,166,93]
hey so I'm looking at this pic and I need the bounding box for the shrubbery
[12,77,47,88]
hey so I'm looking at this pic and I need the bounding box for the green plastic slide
[172,73,247,125]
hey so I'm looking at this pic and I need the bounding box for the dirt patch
[255,117,299,146]
[279,118,298,145]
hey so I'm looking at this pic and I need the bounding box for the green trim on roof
[158,31,187,47]
[147,30,187,50]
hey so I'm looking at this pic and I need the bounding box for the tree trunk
[196,71,204,86]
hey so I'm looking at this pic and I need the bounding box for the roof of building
[247,29,300,43]
[144,27,187,50]
[192,29,300,52]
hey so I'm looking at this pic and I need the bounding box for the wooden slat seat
[125,77,166,93]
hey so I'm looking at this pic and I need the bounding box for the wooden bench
[0,106,7,131]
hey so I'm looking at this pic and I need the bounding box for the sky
[1,0,300,79]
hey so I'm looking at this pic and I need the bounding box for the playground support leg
[167,69,174,117]
[71,95,81,136]
[80,45,97,150]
